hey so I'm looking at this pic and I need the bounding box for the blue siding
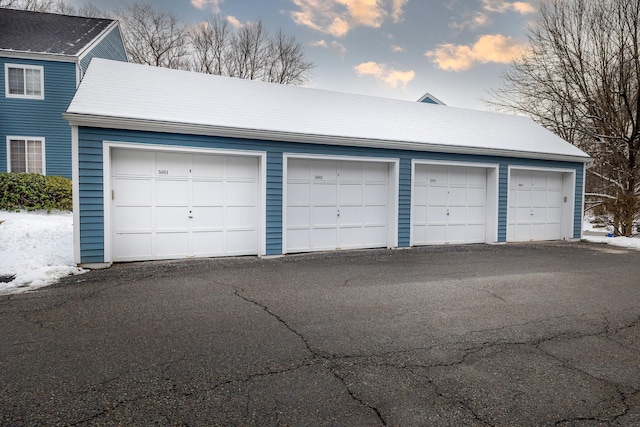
[79,27,128,74]
[77,127,586,263]
[574,166,584,238]
[266,152,283,255]
[0,58,76,178]
[498,164,509,242]
[398,157,412,247]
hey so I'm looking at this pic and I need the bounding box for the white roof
[65,59,590,163]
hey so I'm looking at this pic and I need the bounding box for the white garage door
[286,158,390,253]
[413,164,487,245]
[111,149,260,261]
[508,169,563,241]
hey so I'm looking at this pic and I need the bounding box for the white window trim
[5,63,44,100]
[6,136,46,174]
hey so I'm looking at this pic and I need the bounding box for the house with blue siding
[0,8,127,179]
[65,59,591,268]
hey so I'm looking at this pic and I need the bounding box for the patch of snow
[0,210,85,295]
[582,215,640,250]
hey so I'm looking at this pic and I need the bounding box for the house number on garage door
[158,169,169,175]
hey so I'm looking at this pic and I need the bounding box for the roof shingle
[0,8,114,56]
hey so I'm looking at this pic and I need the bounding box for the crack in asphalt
[233,287,387,426]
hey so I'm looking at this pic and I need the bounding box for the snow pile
[0,210,84,295]
[581,216,640,249]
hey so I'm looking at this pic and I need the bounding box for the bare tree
[188,15,231,75]
[189,17,314,85]
[489,0,640,236]
[266,30,314,85]
[1,0,105,17]
[0,0,53,11]
[115,2,189,70]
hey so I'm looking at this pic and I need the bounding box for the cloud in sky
[391,44,404,53]
[451,0,535,30]
[482,0,536,14]
[289,0,408,37]
[191,0,224,13]
[354,61,415,88]
[226,15,243,29]
[310,39,348,58]
[425,34,527,71]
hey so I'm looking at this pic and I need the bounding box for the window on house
[7,138,45,174]
[5,64,44,99]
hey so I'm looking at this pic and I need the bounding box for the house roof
[417,93,446,105]
[65,59,591,163]
[0,8,114,56]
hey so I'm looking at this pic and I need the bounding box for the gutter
[63,112,594,165]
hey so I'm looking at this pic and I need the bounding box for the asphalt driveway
[1,242,639,426]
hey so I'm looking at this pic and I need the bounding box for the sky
[66,0,539,111]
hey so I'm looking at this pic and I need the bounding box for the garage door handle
[188,215,194,219]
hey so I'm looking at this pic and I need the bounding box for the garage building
[65,59,590,267]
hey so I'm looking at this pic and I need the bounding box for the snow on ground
[582,216,640,249]
[0,211,638,296]
[0,210,84,295]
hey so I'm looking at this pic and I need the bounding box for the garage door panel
[364,163,388,181]
[287,206,310,227]
[192,181,223,205]
[413,186,428,204]
[113,178,152,204]
[339,184,363,204]
[156,153,190,177]
[288,159,312,180]
[227,206,257,228]
[113,206,152,231]
[314,163,337,181]
[467,206,486,222]
[426,225,447,243]
[227,156,258,179]
[413,206,427,224]
[227,230,258,253]
[467,187,486,205]
[228,181,258,205]
[339,162,362,181]
[112,150,153,176]
[339,227,362,248]
[447,225,467,243]
[429,166,448,184]
[192,155,224,178]
[364,205,387,225]
[448,206,466,223]
[427,206,447,223]
[429,186,449,203]
[448,187,468,205]
[156,206,189,229]
[192,231,224,255]
[114,233,152,259]
[156,180,189,205]
[288,183,311,205]
[191,206,224,228]
[414,168,428,183]
[313,184,337,204]
[364,184,388,204]
[287,229,310,251]
[312,206,338,226]
[340,206,362,224]
[465,224,486,242]
[312,228,337,249]
[156,232,189,256]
